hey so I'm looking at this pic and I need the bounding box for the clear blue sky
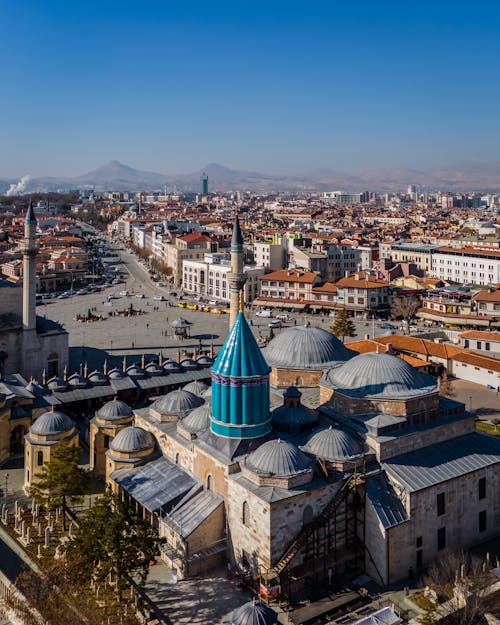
[2,0,499,177]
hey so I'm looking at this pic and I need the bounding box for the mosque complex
[7,212,500,605]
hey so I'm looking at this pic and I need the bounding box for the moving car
[153,295,166,301]
[377,323,396,330]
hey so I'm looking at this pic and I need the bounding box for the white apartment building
[182,253,264,304]
[253,238,286,271]
[431,247,500,287]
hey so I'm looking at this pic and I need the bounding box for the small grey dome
[47,376,68,391]
[110,426,154,453]
[67,373,87,388]
[31,410,74,436]
[180,404,211,433]
[151,389,204,417]
[180,358,198,370]
[163,360,181,372]
[145,362,164,376]
[88,370,108,385]
[262,326,355,370]
[108,368,125,379]
[126,364,146,378]
[196,355,213,367]
[323,352,438,399]
[301,426,362,461]
[284,386,302,398]
[96,399,133,421]
[201,385,212,399]
[183,380,208,396]
[246,439,312,477]
[231,601,279,625]
[271,403,318,431]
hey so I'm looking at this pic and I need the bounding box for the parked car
[153,295,166,301]
[119,290,130,296]
[268,320,282,328]
[256,310,272,318]
[377,323,396,330]
[135,293,145,299]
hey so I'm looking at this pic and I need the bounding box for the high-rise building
[202,173,208,197]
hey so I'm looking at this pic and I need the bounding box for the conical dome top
[231,601,279,625]
[212,313,269,378]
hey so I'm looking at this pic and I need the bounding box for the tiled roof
[335,272,389,289]
[472,289,500,303]
[451,351,500,372]
[459,330,500,341]
[259,269,320,283]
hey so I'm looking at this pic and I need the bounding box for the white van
[256,309,272,318]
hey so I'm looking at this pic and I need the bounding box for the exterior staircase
[263,472,360,581]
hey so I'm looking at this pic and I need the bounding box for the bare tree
[420,550,494,625]
[390,295,420,334]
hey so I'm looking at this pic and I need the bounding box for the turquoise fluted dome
[211,313,271,439]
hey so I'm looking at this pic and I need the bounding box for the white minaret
[22,201,38,331]
[228,213,247,328]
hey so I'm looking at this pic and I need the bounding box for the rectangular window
[416,549,423,568]
[416,536,423,548]
[437,492,445,516]
[437,527,446,551]
[479,477,486,500]
[479,510,487,532]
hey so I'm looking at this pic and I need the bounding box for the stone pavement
[449,379,500,421]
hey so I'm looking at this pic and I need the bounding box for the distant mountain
[2,159,500,194]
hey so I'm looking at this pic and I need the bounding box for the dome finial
[103,358,108,375]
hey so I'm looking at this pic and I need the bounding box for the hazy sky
[2,0,500,177]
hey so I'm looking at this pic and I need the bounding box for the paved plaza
[42,244,399,373]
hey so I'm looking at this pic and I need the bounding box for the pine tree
[329,308,356,343]
[29,441,89,529]
[65,492,164,597]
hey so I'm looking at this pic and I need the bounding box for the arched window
[47,353,59,378]
[175,453,179,465]
[37,451,43,466]
[295,376,303,386]
[242,501,249,525]
[104,435,110,449]
[206,474,213,491]
[27,469,30,484]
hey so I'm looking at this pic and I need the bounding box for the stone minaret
[23,201,38,331]
[228,213,246,328]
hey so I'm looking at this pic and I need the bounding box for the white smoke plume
[6,175,31,197]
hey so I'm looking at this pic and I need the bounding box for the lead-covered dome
[231,601,279,625]
[323,352,438,399]
[183,380,208,396]
[262,326,355,369]
[110,426,154,453]
[246,439,312,477]
[180,404,211,434]
[151,389,204,417]
[31,410,74,436]
[96,399,133,421]
[301,426,362,461]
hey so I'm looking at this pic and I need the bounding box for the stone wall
[386,464,500,583]
[270,368,323,388]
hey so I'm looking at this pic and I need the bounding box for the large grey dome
[96,399,133,421]
[180,404,211,434]
[246,439,312,477]
[183,380,208,396]
[323,352,438,399]
[301,426,362,461]
[110,426,154,453]
[231,601,279,625]
[151,389,204,417]
[31,410,74,436]
[262,326,355,369]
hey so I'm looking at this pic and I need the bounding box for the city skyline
[2,0,500,177]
